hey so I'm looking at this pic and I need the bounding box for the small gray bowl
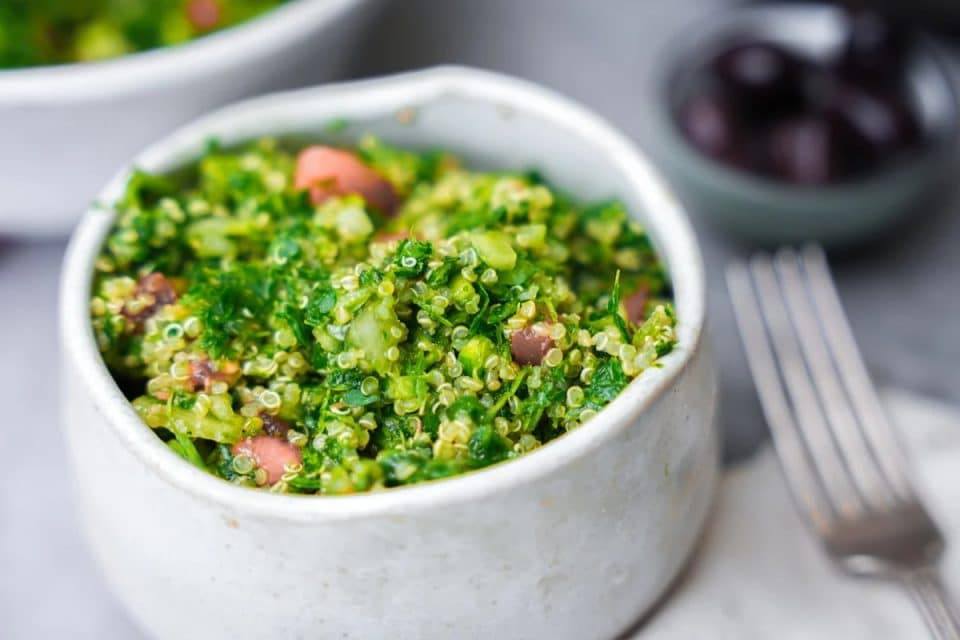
[649,3,959,247]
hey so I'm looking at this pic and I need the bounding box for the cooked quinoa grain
[92,136,677,494]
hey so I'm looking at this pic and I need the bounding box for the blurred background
[1,0,958,637]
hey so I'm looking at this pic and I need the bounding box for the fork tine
[773,247,892,511]
[726,261,832,532]
[800,245,914,502]
[905,569,960,638]
[747,253,865,519]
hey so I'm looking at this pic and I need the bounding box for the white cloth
[638,390,960,639]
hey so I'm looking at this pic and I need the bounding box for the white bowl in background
[60,66,719,640]
[0,0,375,236]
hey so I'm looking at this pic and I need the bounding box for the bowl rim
[0,0,366,102]
[651,1,960,203]
[60,65,707,522]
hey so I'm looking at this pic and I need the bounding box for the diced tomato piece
[294,145,398,215]
[186,0,221,30]
[232,435,302,485]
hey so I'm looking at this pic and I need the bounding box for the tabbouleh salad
[0,0,285,68]
[91,136,677,495]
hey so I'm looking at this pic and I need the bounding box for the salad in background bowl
[0,0,376,236]
[0,1,288,67]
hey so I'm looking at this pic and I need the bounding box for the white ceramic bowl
[60,67,719,640]
[0,0,375,236]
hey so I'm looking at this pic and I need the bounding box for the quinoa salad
[91,136,677,495]
[0,0,285,68]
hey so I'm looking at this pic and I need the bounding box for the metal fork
[726,245,960,639]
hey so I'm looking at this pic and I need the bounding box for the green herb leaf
[343,389,378,407]
[609,270,631,342]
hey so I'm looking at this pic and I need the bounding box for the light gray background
[2,1,958,637]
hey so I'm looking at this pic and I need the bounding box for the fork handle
[902,567,960,640]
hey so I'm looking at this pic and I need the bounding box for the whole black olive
[766,115,849,185]
[710,40,810,116]
[677,91,744,164]
[837,10,914,89]
[826,84,922,158]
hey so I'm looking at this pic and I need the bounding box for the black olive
[710,40,810,116]
[837,10,914,89]
[677,91,742,163]
[826,84,922,157]
[766,115,850,185]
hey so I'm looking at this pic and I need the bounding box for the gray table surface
[2,1,958,637]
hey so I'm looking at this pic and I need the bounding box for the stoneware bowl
[60,66,719,640]
[0,0,375,236]
[649,3,959,247]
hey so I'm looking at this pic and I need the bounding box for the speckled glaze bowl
[60,67,719,640]
[0,0,375,236]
